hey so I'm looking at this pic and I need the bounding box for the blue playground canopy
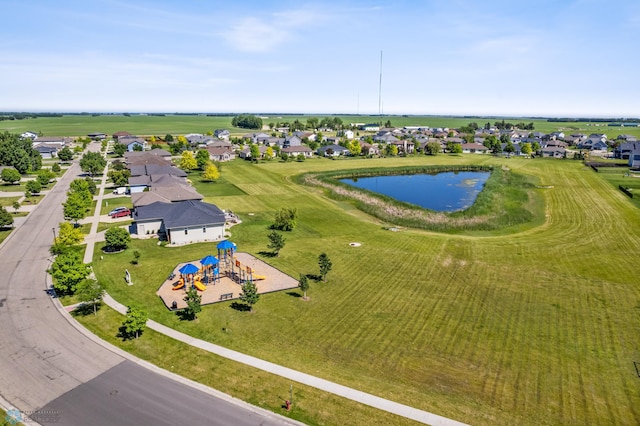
[217,240,236,250]
[200,255,219,266]
[178,263,199,275]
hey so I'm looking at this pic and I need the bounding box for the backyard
[87,154,640,425]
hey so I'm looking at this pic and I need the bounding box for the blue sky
[1,0,638,117]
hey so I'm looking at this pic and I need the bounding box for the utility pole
[378,50,383,117]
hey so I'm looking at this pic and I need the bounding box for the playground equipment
[193,276,207,292]
[172,277,185,291]
[230,259,266,283]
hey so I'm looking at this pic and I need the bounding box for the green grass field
[2,113,639,140]
[88,154,640,425]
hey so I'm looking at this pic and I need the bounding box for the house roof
[128,164,187,177]
[134,200,225,229]
[131,184,203,207]
[117,137,145,146]
[282,146,312,153]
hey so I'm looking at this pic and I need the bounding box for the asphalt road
[0,158,296,425]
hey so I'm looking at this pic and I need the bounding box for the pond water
[339,171,490,212]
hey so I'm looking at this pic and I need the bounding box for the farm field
[91,154,640,425]
[2,114,639,140]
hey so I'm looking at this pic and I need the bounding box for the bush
[104,227,131,251]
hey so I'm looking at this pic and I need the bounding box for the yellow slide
[194,280,207,291]
[172,280,185,291]
[252,274,266,281]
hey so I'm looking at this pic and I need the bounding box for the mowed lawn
[93,155,640,425]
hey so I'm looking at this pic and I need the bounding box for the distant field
[92,155,640,425]
[2,113,639,139]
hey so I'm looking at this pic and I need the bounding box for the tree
[25,179,41,195]
[76,279,104,315]
[265,146,274,160]
[318,252,332,282]
[296,153,306,162]
[447,142,462,154]
[108,169,131,187]
[79,152,106,176]
[182,288,202,320]
[348,139,362,156]
[425,141,441,155]
[121,304,147,339]
[504,141,515,154]
[267,231,286,257]
[385,144,399,156]
[306,117,319,130]
[231,114,263,130]
[37,169,55,186]
[56,221,84,246]
[0,206,13,228]
[57,146,73,162]
[49,251,91,295]
[51,162,61,173]
[239,280,259,312]
[201,162,220,182]
[0,131,42,173]
[63,191,90,223]
[521,142,532,156]
[113,143,127,157]
[195,150,210,170]
[532,141,541,152]
[104,227,131,251]
[164,134,174,142]
[298,274,309,299]
[12,200,20,214]
[179,151,197,171]
[250,144,260,162]
[132,144,143,152]
[272,207,297,231]
[1,167,21,184]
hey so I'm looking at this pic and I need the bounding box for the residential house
[132,200,225,245]
[578,136,608,151]
[21,131,38,139]
[34,144,59,159]
[629,147,640,168]
[214,129,230,140]
[112,131,132,140]
[117,136,145,152]
[461,143,489,154]
[282,146,313,158]
[131,182,203,205]
[238,145,270,160]
[206,146,236,162]
[32,136,69,147]
[360,123,380,132]
[615,142,640,160]
[317,144,350,157]
[359,142,380,156]
[541,147,567,158]
[88,132,106,140]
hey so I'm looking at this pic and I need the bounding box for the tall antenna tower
[378,50,383,117]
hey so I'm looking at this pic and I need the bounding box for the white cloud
[223,17,289,53]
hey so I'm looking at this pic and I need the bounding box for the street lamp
[52,227,56,242]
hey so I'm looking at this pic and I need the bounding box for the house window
[184,229,188,235]
[203,226,206,233]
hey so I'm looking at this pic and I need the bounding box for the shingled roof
[134,201,225,229]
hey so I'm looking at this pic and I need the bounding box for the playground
[156,240,298,310]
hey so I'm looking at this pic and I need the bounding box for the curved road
[0,160,296,425]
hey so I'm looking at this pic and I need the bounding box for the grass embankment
[91,155,640,425]
[300,164,544,234]
[591,166,640,208]
[73,304,417,426]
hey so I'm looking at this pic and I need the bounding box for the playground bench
[220,293,233,301]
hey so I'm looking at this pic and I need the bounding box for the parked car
[109,207,130,218]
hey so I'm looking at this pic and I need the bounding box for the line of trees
[232,114,263,130]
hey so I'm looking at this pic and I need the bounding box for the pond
[339,171,490,212]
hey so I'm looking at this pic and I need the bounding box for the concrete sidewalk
[103,294,467,426]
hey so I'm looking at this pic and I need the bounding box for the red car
[109,207,131,218]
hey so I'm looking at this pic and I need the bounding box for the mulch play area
[157,252,298,310]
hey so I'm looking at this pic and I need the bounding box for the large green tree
[0,131,41,173]
[49,251,91,295]
[79,152,106,176]
[231,114,263,130]
[108,169,131,187]
[113,143,127,157]
[25,180,42,195]
[104,227,131,251]
[425,141,441,155]
[0,206,13,228]
[1,167,21,184]
[195,150,210,170]
[57,146,73,162]
[37,169,55,186]
[272,207,297,231]
[63,191,91,223]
